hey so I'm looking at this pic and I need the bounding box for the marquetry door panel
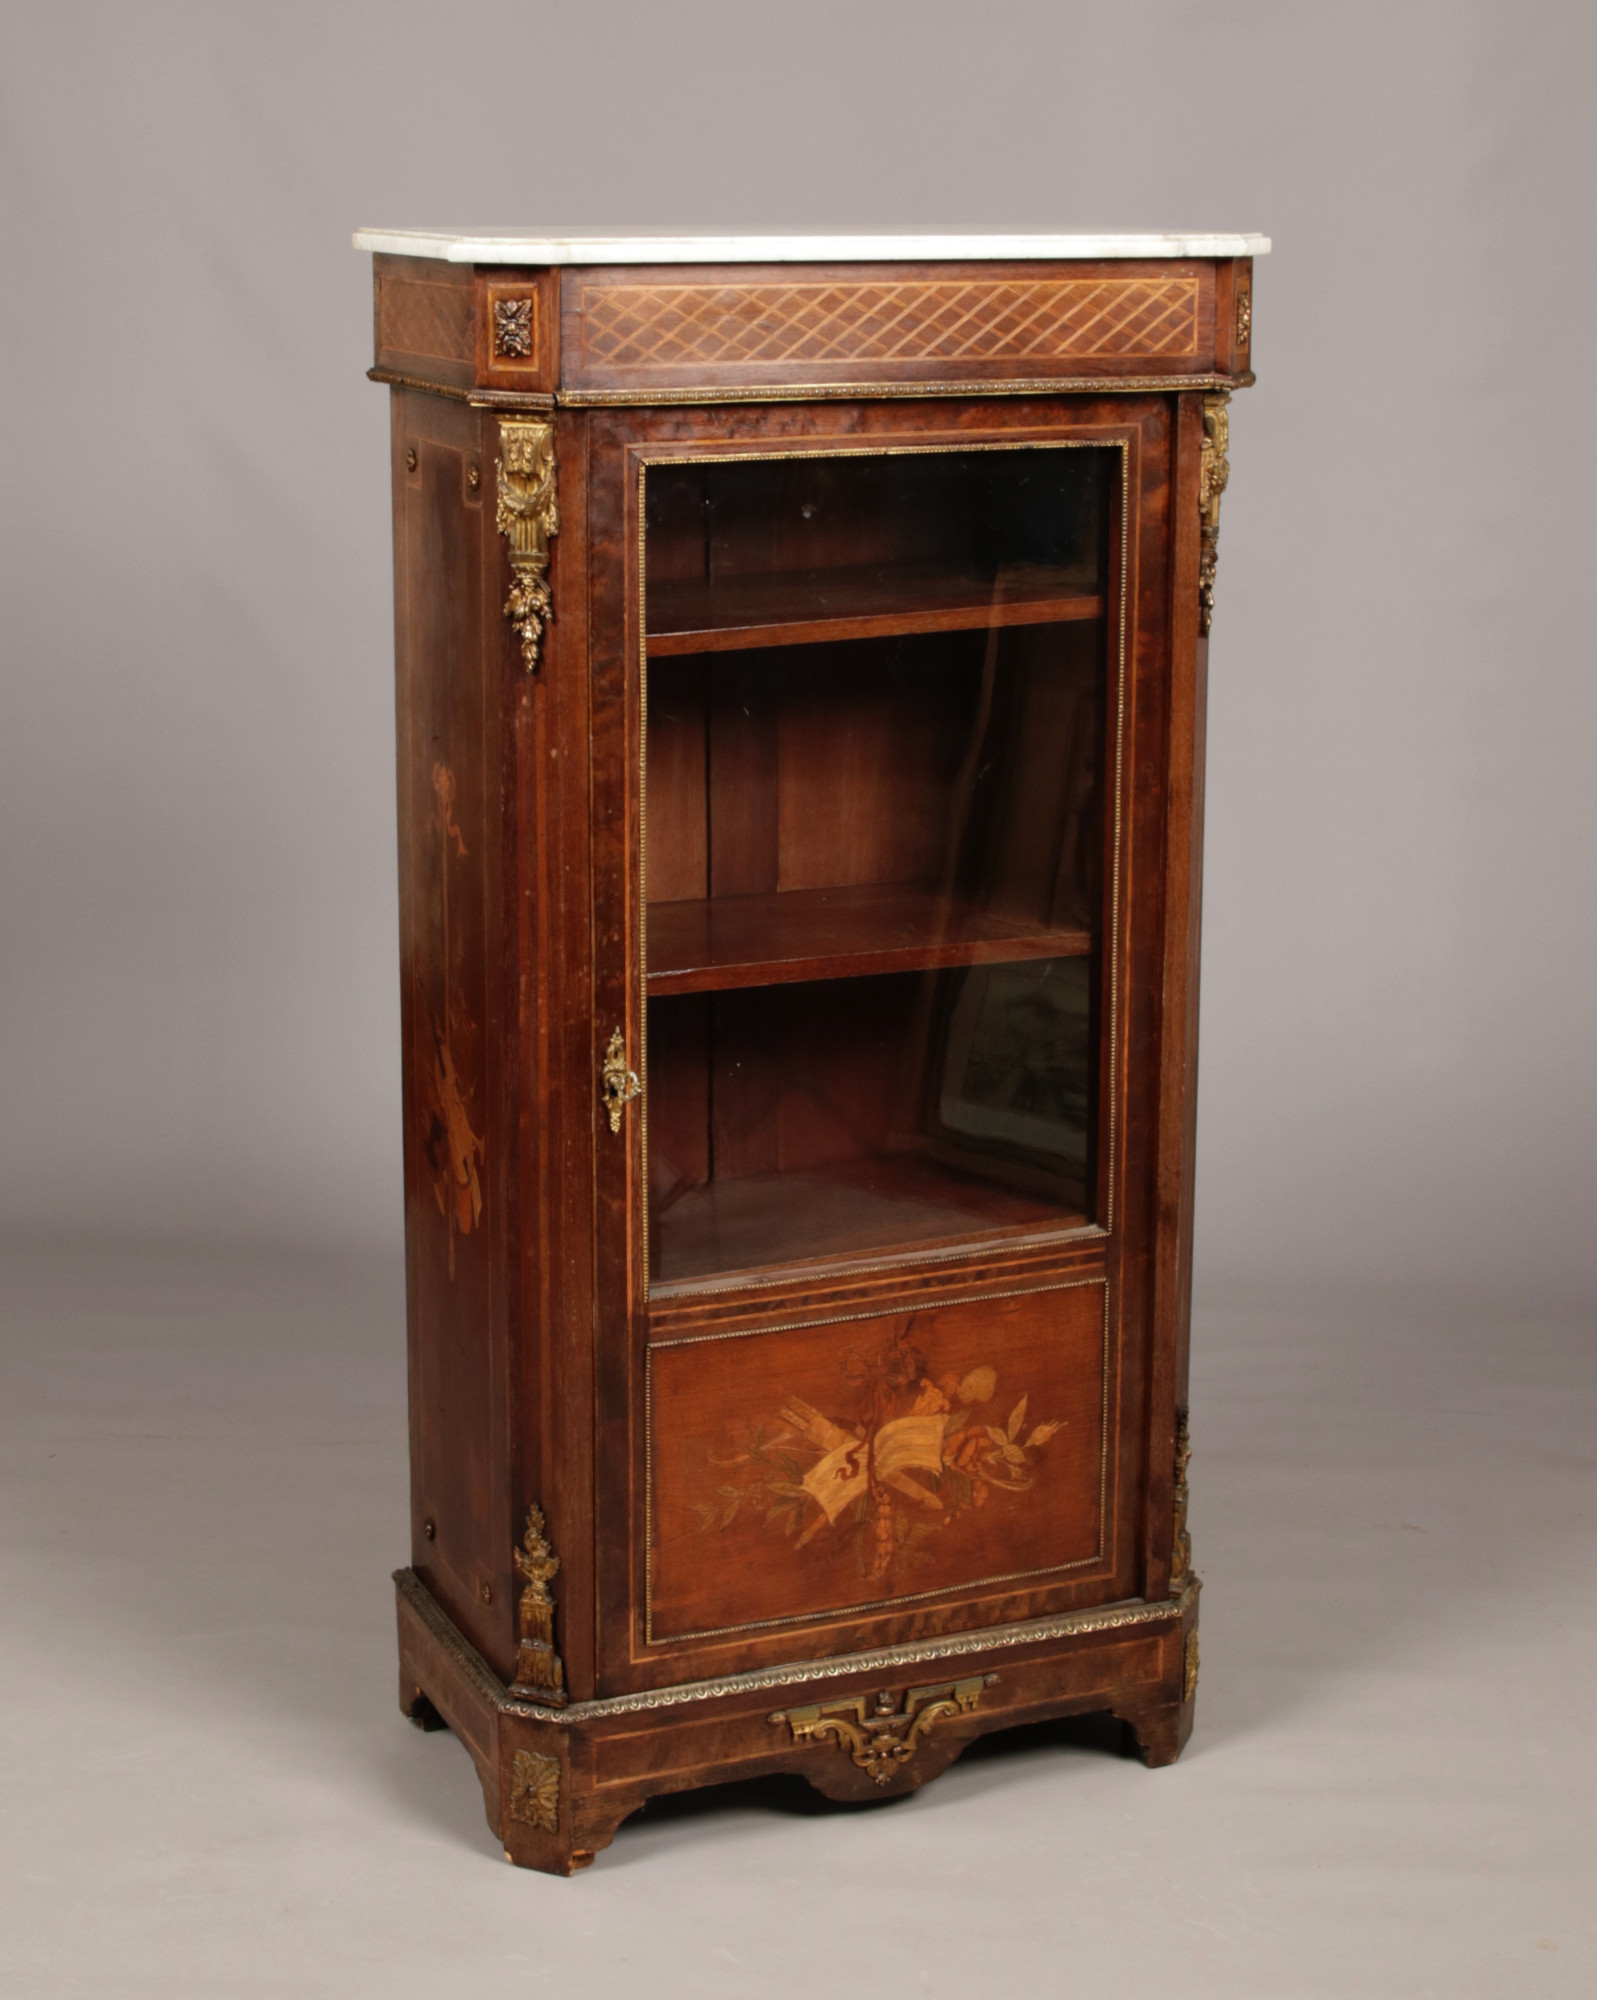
[646,1282,1111,1645]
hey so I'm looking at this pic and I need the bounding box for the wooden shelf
[645,882,1092,996]
[650,1154,1085,1288]
[645,562,1104,657]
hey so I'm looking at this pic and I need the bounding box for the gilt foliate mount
[1197,392,1230,635]
[770,1674,994,1786]
[496,419,559,673]
[510,1502,566,1703]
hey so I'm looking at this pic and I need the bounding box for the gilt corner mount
[1197,391,1230,635]
[509,1503,566,1704]
[496,418,559,673]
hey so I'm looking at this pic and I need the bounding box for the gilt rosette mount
[771,1674,995,1785]
[496,419,559,674]
[507,1749,561,1832]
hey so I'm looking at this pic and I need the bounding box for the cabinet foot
[402,1682,447,1732]
[1115,1696,1192,1766]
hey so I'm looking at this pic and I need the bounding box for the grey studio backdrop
[3,5,1596,1997]
[4,1,1594,1294]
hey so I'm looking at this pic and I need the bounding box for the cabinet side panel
[375,254,476,390]
[391,390,513,1676]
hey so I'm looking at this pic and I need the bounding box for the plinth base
[394,1568,1199,1876]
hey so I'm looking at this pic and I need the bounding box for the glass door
[641,442,1117,1291]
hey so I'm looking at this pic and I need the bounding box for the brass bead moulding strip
[367,368,557,408]
[366,367,1253,411]
[395,1565,1200,1725]
[560,371,1255,407]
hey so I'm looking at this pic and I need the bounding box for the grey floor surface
[1,1245,1592,1998]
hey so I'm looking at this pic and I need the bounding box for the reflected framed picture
[924,955,1095,1206]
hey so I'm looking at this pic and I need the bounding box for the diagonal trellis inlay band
[378,276,475,363]
[579,276,1201,370]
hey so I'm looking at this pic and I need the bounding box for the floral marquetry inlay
[650,1287,1107,1644]
[693,1313,1075,1587]
[422,763,483,1278]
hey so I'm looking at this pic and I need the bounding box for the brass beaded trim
[562,371,1252,408]
[396,1566,1199,1725]
[367,367,1252,412]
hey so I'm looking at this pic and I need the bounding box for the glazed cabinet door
[588,397,1179,1693]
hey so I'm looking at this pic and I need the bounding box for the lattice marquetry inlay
[378,276,475,363]
[579,276,1200,370]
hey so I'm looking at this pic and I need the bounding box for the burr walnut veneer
[357,228,1265,1873]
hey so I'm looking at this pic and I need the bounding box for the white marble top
[353,229,1270,267]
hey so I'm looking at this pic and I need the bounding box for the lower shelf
[650,1153,1086,1287]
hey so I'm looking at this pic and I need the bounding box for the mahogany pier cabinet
[356,228,1266,1873]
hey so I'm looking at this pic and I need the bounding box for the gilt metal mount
[1170,1408,1192,1591]
[1197,393,1230,636]
[507,1749,560,1831]
[770,1675,994,1786]
[509,1502,566,1704]
[493,297,536,361]
[496,419,558,673]
[600,1028,641,1135]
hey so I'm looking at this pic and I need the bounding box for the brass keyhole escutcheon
[600,1028,641,1134]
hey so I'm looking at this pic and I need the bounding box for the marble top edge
[353,228,1270,266]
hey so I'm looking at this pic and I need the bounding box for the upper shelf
[353,229,1271,266]
[646,882,1092,996]
[646,564,1104,657]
